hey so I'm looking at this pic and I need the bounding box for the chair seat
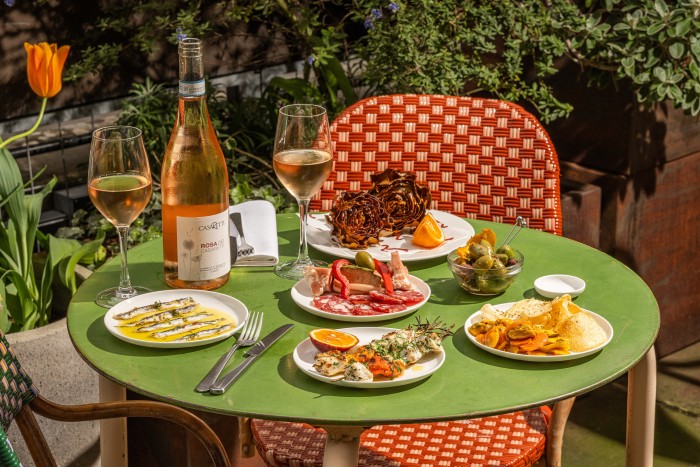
[252,407,551,467]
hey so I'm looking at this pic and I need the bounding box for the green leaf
[647,22,665,35]
[47,234,82,271]
[668,84,683,101]
[322,57,358,105]
[669,42,685,60]
[675,18,692,37]
[653,66,668,81]
[0,148,27,228]
[2,270,36,329]
[58,232,105,293]
[38,253,53,327]
[266,77,320,102]
[621,57,635,72]
[654,0,669,17]
[0,282,8,333]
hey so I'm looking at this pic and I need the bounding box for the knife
[209,324,294,394]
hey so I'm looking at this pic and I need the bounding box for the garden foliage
[0,149,103,331]
[57,0,700,247]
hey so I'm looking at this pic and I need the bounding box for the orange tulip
[24,42,70,98]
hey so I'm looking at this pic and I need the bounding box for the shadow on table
[85,317,218,358]
[451,326,601,371]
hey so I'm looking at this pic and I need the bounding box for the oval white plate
[292,276,430,322]
[306,210,474,262]
[104,289,248,349]
[464,302,613,362]
[293,327,445,388]
[534,274,586,298]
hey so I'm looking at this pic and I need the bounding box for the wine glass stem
[297,198,311,264]
[116,226,135,296]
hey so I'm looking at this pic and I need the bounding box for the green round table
[67,215,659,466]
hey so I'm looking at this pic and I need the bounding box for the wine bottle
[161,38,230,290]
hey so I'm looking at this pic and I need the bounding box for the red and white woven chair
[251,95,573,467]
[310,94,562,235]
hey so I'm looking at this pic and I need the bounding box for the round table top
[67,214,659,426]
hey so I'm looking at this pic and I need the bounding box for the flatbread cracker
[557,311,607,352]
[479,295,607,353]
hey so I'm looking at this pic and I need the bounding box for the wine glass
[273,104,333,280]
[87,126,153,307]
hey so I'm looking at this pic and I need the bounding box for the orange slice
[309,329,359,352]
[412,213,445,248]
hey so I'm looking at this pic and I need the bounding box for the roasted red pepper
[373,258,394,294]
[331,259,351,299]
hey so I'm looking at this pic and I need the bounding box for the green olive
[480,239,494,253]
[479,277,511,294]
[474,255,495,270]
[490,258,507,277]
[468,243,490,260]
[495,253,509,264]
[355,251,375,270]
[496,244,515,260]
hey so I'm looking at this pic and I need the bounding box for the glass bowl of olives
[447,243,524,296]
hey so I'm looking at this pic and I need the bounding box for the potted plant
[0,42,105,466]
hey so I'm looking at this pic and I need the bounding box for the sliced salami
[369,302,407,313]
[351,304,379,316]
[312,296,355,315]
[368,290,403,304]
[392,289,425,305]
[348,294,372,304]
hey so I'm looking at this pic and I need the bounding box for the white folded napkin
[229,200,279,267]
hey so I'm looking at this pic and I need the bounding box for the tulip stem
[0,98,48,150]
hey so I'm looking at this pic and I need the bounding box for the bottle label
[176,210,230,281]
[179,79,206,97]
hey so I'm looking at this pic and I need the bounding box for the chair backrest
[311,94,563,236]
[0,333,36,433]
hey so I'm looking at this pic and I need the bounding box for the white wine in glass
[273,105,333,280]
[88,126,152,307]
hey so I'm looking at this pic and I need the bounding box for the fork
[195,311,263,392]
[231,212,255,257]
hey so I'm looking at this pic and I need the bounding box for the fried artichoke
[369,169,432,233]
[326,192,391,249]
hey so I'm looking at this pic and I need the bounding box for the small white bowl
[534,274,586,298]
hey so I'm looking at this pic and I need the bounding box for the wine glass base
[275,259,327,280]
[95,286,151,308]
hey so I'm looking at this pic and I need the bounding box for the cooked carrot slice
[519,333,548,351]
[508,338,532,347]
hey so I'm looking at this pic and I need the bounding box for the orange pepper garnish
[24,42,70,98]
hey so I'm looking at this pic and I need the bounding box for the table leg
[99,376,128,467]
[319,425,365,467]
[626,347,657,467]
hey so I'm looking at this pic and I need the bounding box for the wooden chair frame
[13,393,230,467]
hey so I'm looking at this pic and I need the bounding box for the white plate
[534,274,586,298]
[293,327,445,388]
[464,303,613,362]
[307,210,474,262]
[104,290,248,348]
[291,276,430,322]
